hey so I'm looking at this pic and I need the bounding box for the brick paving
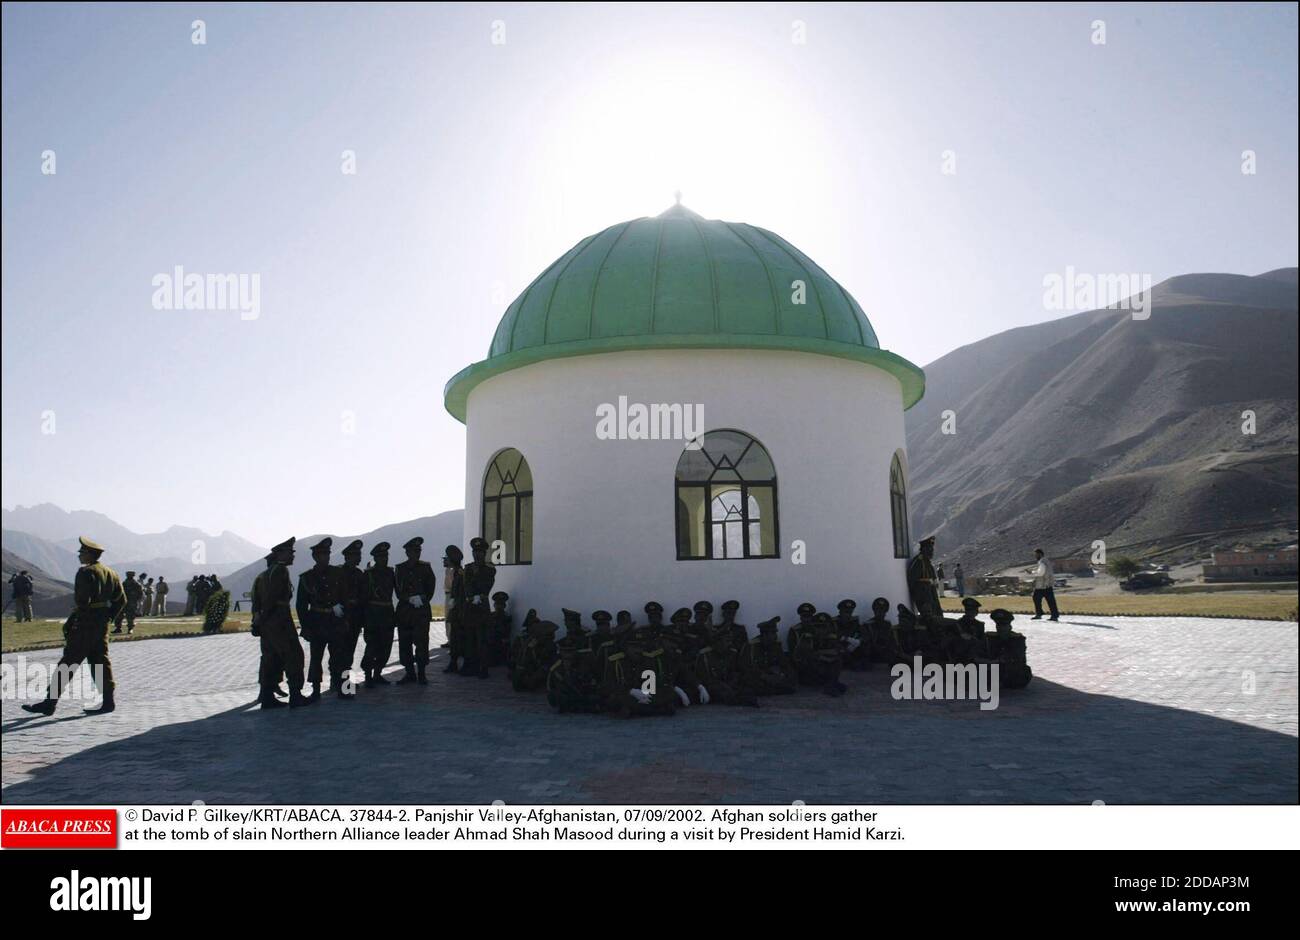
[2,615,1296,804]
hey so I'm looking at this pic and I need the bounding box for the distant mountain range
[903,268,1299,574]
[1,504,266,582]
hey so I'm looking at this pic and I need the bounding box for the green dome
[444,204,925,421]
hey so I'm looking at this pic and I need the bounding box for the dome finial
[674,189,682,206]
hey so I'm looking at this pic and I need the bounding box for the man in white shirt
[1029,549,1060,620]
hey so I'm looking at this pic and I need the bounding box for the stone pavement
[2,616,1296,804]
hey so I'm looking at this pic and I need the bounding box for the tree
[1108,556,1141,580]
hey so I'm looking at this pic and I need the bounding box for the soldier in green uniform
[336,539,367,689]
[510,611,558,692]
[588,609,614,662]
[793,611,847,696]
[115,571,141,635]
[547,643,603,713]
[489,591,512,667]
[460,537,497,678]
[694,615,759,706]
[786,602,817,657]
[23,537,126,716]
[609,621,680,716]
[865,597,906,664]
[297,537,353,700]
[361,541,397,686]
[142,577,154,619]
[183,576,197,616]
[738,616,798,696]
[394,537,437,684]
[835,599,871,671]
[719,599,747,648]
[558,608,591,653]
[664,606,707,704]
[154,576,169,616]
[983,608,1033,689]
[907,535,943,623]
[251,538,310,709]
[442,544,465,671]
[9,570,35,622]
[250,552,286,703]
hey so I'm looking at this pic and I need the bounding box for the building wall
[461,348,913,639]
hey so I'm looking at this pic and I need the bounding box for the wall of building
[461,348,913,638]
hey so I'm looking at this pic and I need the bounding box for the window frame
[481,448,534,566]
[889,451,910,559]
[674,430,780,562]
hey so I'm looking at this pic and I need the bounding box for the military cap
[612,619,634,637]
[592,610,612,623]
[310,537,332,553]
[77,536,105,554]
[644,601,664,615]
[19,569,29,575]
[470,536,489,552]
[444,544,463,562]
[693,600,714,614]
[919,535,936,547]
[721,600,740,612]
[561,608,582,623]
[522,608,539,626]
[670,607,692,623]
[342,539,363,555]
[813,612,833,624]
[757,616,781,633]
[837,599,857,612]
[962,597,981,610]
[403,536,424,550]
[125,570,136,577]
[531,620,558,638]
[990,608,1014,623]
[616,610,632,624]
[370,541,390,557]
[796,602,816,616]
[492,591,509,602]
[271,537,295,554]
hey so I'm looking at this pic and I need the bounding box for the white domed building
[443,203,926,635]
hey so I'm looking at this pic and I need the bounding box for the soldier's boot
[371,668,391,685]
[443,656,458,674]
[85,688,116,715]
[21,698,56,716]
[274,685,288,700]
[308,682,321,702]
[398,667,418,684]
[289,689,314,708]
[259,692,287,710]
[416,664,428,685]
[335,675,354,699]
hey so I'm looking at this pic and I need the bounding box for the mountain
[903,269,1299,574]
[220,510,465,604]
[1,550,75,617]
[0,529,80,581]
[0,504,266,567]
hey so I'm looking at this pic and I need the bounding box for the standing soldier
[361,541,397,686]
[116,571,141,635]
[394,537,437,684]
[22,537,125,716]
[460,537,497,678]
[489,591,512,667]
[296,538,352,700]
[441,545,465,673]
[141,577,154,619]
[154,576,169,616]
[337,539,368,688]
[183,576,197,616]
[251,538,310,709]
[907,535,943,623]
[9,570,35,622]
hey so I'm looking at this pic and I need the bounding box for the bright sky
[2,2,1297,547]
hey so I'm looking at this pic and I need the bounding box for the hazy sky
[2,2,1297,547]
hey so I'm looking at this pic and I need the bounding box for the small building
[1053,557,1094,576]
[443,203,927,627]
[1202,549,1298,582]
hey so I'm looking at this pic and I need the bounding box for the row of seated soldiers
[495,596,1031,717]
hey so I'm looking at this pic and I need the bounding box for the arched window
[675,430,778,560]
[482,448,533,564]
[890,451,910,559]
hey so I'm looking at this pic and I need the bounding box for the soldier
[786,602,817,656]
[866,597,906,664]
[738,617,799,696]
[547,644,603,713]
[694,616,759,706]
[719,599,747,648]
[250,552,286,702]
[22,537,126,716]
[510,611,558,692]
[442,545,465,671]
[154,576,169,616]
[835,599,871,671]
[610,621,680,716]
[361,541,397,686]
[642,601,667,634]
[394,536,437,684]
[251,538,310,709]
[183,576,197,616]
[296,537,353,700]
[142,578,154,619]
[337,540,367,687]
[793,612,847,697]
[460,537,497,678]
[195,574,211,615]
[983,608,1033,689]
[116,571,141,635]
[665,607,707,704]
[588,609,615,662]
[948,596,986,663]
[907,535,943,623]
[558,608,590,652]
[489,591,512,667]
[9,570,35,622]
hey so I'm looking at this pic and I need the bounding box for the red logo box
[2,809,117,848]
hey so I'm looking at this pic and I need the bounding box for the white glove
[332,604,344,617]
[675,686,690,707]
[698,684,711,705]
[629,689,650,705]
[472,594,484,605]
[409,595,424,607]
[845,637,862,652]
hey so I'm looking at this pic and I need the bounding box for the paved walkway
[2,616,1296,804]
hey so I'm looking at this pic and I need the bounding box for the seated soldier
[947,596,986,663]
[719,599,747,648]
[510,614,559,692]
[835,598,871,671]
[547,644,603,713]
[896,603,945,664]
[559,608,591,652]
[489,591,512,667]
[786,602,817,657]
[602,622,680,716]
[588,610,617,670]
[793,613,847,697]
[739,617,798,695]
[665,607,708,704]
[983,608,1033,689]
[866,597,906,664]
